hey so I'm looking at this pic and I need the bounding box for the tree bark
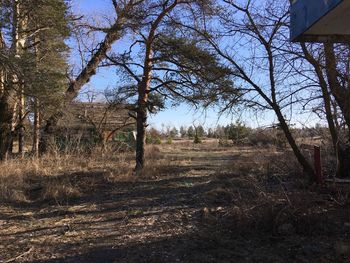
[0,69,4,97]
[18,87,25,157]
[324,43,350,178]
[336,145,350,178]
[32,98,40,156]
[0,70,4,96]
[0,31,5,96]
[0,65,4,98]
[0,90,16,160]
[135,67,151,172]
[0,0,27,160]
[135,103,147,172]
[39,111,63,153]
[274,106,315,180]
[301,43,350,178]
[324,43,350,129]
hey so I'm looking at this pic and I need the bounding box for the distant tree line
[147,122,332,148]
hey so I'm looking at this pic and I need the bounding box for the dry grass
[0,142,321,204]
[0,149,135,204]
[0,141,349,262]
[0,144,188,203]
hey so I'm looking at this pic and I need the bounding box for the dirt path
[0,147,349,262]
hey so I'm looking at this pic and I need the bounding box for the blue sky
[71,0,243,129]
[70,0,322,130]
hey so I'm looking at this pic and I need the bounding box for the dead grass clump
[0,158,41,203]
[267,151,304,179]
[248,129,277,147]
[231,161,259,176]
[146,145,162,160]
[0,171,27,203]
[139,148,187,178]
[0,150,135,204]
[227,177,265,200]
[0,156,81,203]
[210,178,349,239]
[204,187,235,205]
[41,176,81,204]
[105,162,133,182]
[140,161,178,178]
[200,173,295,234]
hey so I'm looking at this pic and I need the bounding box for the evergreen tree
[179,126,187,138]
[196,125,205,138]
[26,0,71,154]
[170,127,178,138]
[0,0,71,159]
[226,122,250,144]
[106,0,235,172]
[187,126,195,138]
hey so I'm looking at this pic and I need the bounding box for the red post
[314,146,324,184]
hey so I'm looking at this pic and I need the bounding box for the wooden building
[57,102,135,143]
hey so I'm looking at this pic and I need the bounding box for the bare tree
[297,43,349,178]
[181,0,316,178]
[323,44,350,178]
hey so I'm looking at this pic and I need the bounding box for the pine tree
[0,0,27,159]
[106,0,234,172]
[180,126,187,138]
[0,0,71,159]
[25,0,71,154]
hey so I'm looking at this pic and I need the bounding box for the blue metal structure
[290,0,349,42]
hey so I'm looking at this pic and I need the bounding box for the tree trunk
[32,98,40,156]
[18,87,25,157]
[0,91,16,160]
[134,32,153,172]
[0,0,27,160]
[0,67,4,97]
[301,43,349,178]
[134,56,152,173]
[322,88,350,178]
[0,71,4,96]
[324,43,350,178]
[274,106,315,180]
[39,112,63,153]
[336,144,350,178]
[135,105,147,172]
[0,31,5,96]
[324,43,350,128]
[9,100,18,155]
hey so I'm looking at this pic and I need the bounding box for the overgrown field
[0,141,349,262]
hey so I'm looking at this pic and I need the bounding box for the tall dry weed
[0,148,134,204]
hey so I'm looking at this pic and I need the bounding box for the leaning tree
[176,0,317,178]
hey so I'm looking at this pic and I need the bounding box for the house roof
[290,0,350,42]
[58,102,135,131]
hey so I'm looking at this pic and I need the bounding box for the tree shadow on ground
[28,218,345,263]
[1,150,349,263]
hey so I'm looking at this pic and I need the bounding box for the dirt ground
[0,143,349,262]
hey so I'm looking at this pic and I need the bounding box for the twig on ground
[4,247,34,263]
